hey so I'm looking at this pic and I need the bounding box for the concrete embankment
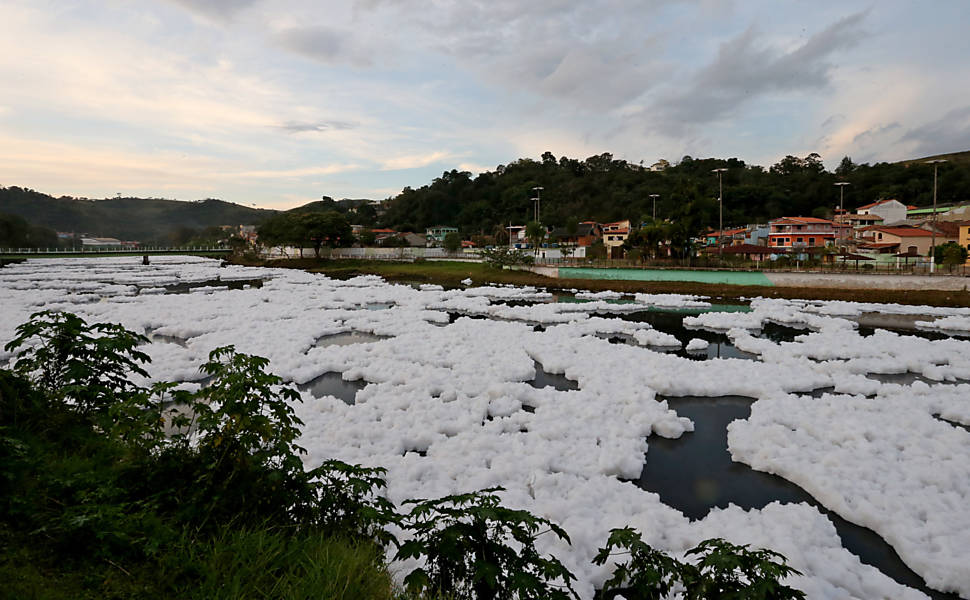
[524,266,970,291]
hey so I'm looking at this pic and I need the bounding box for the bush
[595,528,805,600]
[396,487,577,600]
[480,246,534,269]
[4,310,150,418]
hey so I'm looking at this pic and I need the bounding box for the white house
[857,199,907,225]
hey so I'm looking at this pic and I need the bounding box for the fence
[263,246,482,261]
[0,246,229,255]
[534,256,969,276]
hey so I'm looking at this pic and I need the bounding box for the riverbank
[237,257,970,307]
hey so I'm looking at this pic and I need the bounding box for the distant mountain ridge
[0,187,377,242]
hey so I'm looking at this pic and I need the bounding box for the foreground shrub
[397,487,577,600]
[4,310,150,418]
[595,528,805,600]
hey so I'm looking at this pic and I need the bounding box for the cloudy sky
[1,1,968,209]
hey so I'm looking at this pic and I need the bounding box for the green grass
[0,523,394,600]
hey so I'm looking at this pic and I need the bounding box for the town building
[601,220,630,258]
[856,199,907,225]
[425,226,458,247]
[767,217,837,250]
[550,221,603,248]
[859,226,934,256]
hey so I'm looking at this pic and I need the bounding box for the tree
[299,211,353,258]
[934,241,968,271]
[359,228,376,246]
[443,231,461,252]
[835,156,856,177]
[525,221,545,256]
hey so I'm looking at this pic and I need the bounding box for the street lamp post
[712,169,727,258]
[834,182,850,249]
[531,186,544,222]
[926,160,947,274]
[649,194,660,221]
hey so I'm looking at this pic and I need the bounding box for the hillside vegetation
[0,187,275,242]
[381,152,970,235]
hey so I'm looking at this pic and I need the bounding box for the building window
[796,237,803,243]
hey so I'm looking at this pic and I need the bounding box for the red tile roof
[770,216,835,225]
[857,198,899,210]
[871,227,932,237]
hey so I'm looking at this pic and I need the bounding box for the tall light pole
[926,159,947,274]
[531,186,544,222]
[835,182,850,249]
[649,194,660,221]
[712,168,727,258]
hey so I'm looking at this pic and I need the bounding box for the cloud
[899,106,970,157]
[273,25,373,66]
[650,11,868,133]
[852,122,899,144]
[234,164,362,178]
[380,151,450,171]
[278,120,359,133]
[166,0,261,23]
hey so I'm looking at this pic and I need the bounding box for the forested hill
[0,187,275,242]
[381,152,970,235]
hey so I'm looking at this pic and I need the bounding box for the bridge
[0,246,232,261]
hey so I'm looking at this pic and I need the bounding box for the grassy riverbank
[241,257,970,308]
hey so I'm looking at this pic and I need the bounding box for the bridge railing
[0,246,230,254]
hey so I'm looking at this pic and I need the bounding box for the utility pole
[531,186,544,222]
[926,159,947,274]
[649,194,660,221]
[712,169,727,259]
[835,182,850,249]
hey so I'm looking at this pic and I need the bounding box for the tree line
[379,152,970,238]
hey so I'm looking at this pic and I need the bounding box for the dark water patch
[312,331,389,348]
[791,386,837,399]
[615,310,756,361]
[865,372,968,386]
[364,302,395,310]
[297,372,367,405]
[634,395,957,599]
[143,327,190,347]
[758,321,806,343]
[528,360,579,391]
[151,334,189,348]
[935,415,970,433]
[163,277,263,294]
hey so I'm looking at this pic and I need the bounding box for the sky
[1,0,969,210]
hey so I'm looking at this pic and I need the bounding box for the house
[401,232,427,247]
[862,226,934,255]
[506,225,527,248]
[601,220,630,258]
[856,199,907,225]
[703,243,774,262]
[743,224,770,247]
[426,226,458,247]
[550,221,603,247]
[767,217,838,250]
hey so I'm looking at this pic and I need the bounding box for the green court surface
[559,267,774,286]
